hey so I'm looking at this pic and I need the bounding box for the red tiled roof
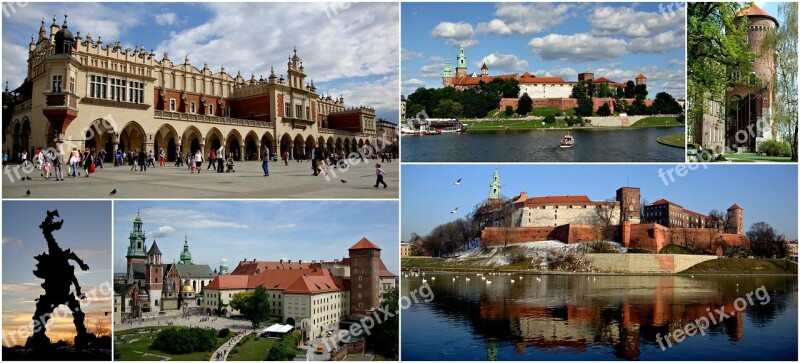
[231,261,312,275]
[650,199,677,206]
[206,266,345,294]
[595,77,613,83]
[524,195,591,204]
[377,259,396,278]
[349,237,381,250]
[737,4,772,18]
[204,275,249,290]
[452,74,518,86]
[636,74,646,79]
[282,269,345,294]
[728,203,743,210]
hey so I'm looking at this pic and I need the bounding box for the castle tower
[442,61,454,87]
[480,62,488,77]
[635,74,647,86]
[726,5,779,150]
[126,212,148,284]
[218,259,229,275]
[488,169,502,201]
[178,235,193,265]
[727,204,744,235]
[616,187,641,224]
[455,44,467,78]
[348,237,381,317]
[145,240,163,312]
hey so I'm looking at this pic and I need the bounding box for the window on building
[69,77,75,93]
[190,101,196,114]
[225,107,231,117]
[110,78,125,102]
[128,81,144,103]
[306,106,310,120]
[170,98,176,112]
[89,75,107,98]
[285,102,291,117]
[208,104,214,115]
[52,75,63,92]
[295,104,302,119]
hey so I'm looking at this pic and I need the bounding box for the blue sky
[114,201,399,275]
[3,201,112,346]
[401,2,686,98]
[401,164,798,241]
[2,2,399,121]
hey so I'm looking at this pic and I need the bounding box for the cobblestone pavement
[2,158,398,199]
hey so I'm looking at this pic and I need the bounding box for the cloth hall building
[4,16,389,162]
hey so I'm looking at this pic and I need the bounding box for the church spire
[488,169,502,200]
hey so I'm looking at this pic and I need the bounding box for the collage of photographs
[0,1,797,362]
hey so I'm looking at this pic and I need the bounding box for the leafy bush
[151,327,217,355]
[505,105,514,117]
[757,140,791,157]
[543,115,556,124]
[266,333,300,360]
[218,328,230,338]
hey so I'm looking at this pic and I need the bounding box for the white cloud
[477,52,529,72]
[321,75,399,122]
[2,236,23,246]
[530,67,579,80]
[590,4,685,38]
[149,225,176,238]
[131,208,250,230]
[154,13,177,26]
[401,48,422,61]
[401,78,427,95]
[668,59,683,67]
[528,33,628,62]
[431,21,478,47]
[420,56,446,79]
[628,30,685,53]
[477,3,576,35]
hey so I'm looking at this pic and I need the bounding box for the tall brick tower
[727,204,744,235]
[348,237,381,317]
[145,240,163,312]
[726,5,778,151]
[442,61,454,88]
[616,187,641,224]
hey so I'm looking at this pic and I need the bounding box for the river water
[401,127,685,162]
[401,273,797,360]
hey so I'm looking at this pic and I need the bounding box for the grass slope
[631,116,682,127]
[657,133,685,148]
[682,258,797,274]
[228,335,275,361]
[115,327,231,361]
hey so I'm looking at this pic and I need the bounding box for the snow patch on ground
[452,240,625,268]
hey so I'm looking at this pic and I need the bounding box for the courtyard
[2,158,398,199]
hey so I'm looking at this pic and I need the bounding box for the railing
[154,110,273,129]
[13,99,32,114]
[42,92,80,112]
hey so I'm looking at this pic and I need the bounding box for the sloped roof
[636,74,646,79]
[148,240,161,255]
[524,195,591,204]
[736,5,779,26]
[176,264,217,278]
[519,72,565,84]
[650,199,679,206]
[377,259,396,278]
[206,266,345,295]
[728,203,743,210]
[349,237,381,250]
[231,261,312,275]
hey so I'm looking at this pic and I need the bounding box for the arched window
[155,299,159,307]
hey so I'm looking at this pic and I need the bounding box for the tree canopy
[229,285,271,328]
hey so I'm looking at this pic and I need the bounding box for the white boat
[560,134,575,148]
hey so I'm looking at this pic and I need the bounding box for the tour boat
[560,134,575,148]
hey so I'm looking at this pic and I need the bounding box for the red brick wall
[328,114,362,132]
[481,225,596,246]
[277,94,284,118]
[230,95,271,121]
[498,97,653,113]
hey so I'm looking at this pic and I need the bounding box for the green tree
[433,99,464,118]
[624,81,635,98]
[596,102,612,116]
[516,93,532,115]
[615,86,625,99]
[634,84,648,101]
[367,288,399,358]
[652,92,683,114]
[687,2,755,141]
[267,332,300,360]
[762,2,798,160]
[543,114,556,123]
[229,285,271,328]
[575,96,594,117]
[504,105,514,117]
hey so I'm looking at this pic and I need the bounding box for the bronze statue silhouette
[25,210,95,349]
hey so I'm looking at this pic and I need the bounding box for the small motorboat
[560,134,575,148]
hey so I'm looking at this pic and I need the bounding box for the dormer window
[52,75,63,92]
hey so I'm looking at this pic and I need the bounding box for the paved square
[2,159,398,199]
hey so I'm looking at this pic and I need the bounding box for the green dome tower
[178,235,193,265]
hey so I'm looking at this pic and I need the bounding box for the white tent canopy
[263,324,293,334]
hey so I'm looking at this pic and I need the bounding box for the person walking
[97,149,105,169]
[83,149,95,178]
[207,148,216,170]
[260,145,270,176]
[2,151,8,169]
[130,150,138,171]
[147,150,155,168]
[216,145,225,173]
[194,150,203,174]
[53,149,64,181]
[21,150,29,167]
[69,149,79,178]
[374,163,387,188]
[282,150,289,166]
[311,147,318,176]
[159,148,166,167]
[139,149,147,172]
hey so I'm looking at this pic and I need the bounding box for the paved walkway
[2,158,397,199]
[211,331,252,361]
[115,313,253,332]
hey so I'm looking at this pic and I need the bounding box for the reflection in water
[401,274,798,360]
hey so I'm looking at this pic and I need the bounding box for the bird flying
[451,207,459,214]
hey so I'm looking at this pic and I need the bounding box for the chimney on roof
[255,268,260,275]
[280,258,283,263]
[288,259,292,264]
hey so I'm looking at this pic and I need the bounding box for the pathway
[211,331,253,361]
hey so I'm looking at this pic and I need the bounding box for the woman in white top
[193,151,203,174]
